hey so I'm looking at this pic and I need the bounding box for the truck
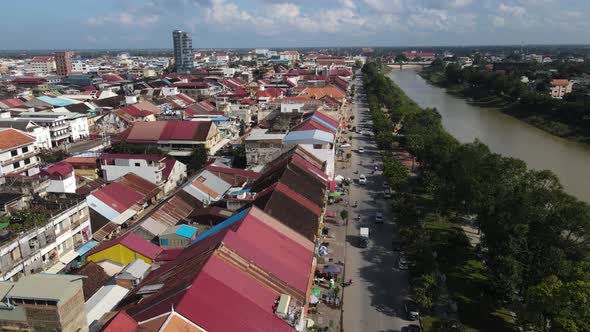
[359,227,369,248]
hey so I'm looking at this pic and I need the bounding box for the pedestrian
[330,278,335,289]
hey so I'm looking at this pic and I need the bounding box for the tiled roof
[0,128,35,152]
[88,232,163,260]
[551,79,570,86]
[119,121,213,144]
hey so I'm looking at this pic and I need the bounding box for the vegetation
[421,60,590,143]
[39,149,68,164]
[187,144,209,172]
[231,144,247,169]
[363,61,590,332]
[1,209,48,233]
[110,141,164,155]
[340,210,349,222]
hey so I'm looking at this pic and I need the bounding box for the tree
[238,120,246,137]
[110,141,163,155]
[412,273,436,310]
[187,144,209,172]
[340,210,349,221]
[383,156,409,190]
[395,53,409,63]
[38,149,68,164]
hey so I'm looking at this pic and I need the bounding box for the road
[342,73,412,332]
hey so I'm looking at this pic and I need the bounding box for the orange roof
[299,85,346,101]
[551,79,570,86]
[0,128,35,151]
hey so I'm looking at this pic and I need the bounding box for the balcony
[1,150,38,166]
[48,123,69,131]
[51,132,71,141]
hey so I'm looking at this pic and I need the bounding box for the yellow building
[87,232,163,266]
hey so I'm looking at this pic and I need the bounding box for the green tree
[395,53,409,63]
[340,210,349,221]
[383,156,409,190]
[413,273,436,310]
[38,149,68,164]
[187,144,209,172]
[110,141,163,155]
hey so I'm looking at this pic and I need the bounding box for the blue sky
[1,0,589,49]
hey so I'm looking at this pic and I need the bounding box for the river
[387,69,590,203]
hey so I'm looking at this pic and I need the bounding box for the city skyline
[1,0,589,50]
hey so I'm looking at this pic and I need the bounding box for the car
[358,147,364,153]
[375,212,383,224]
[407,324,422,332]
[404,301,420,320]
[341,143,351,148]
[397,258,408,270]
[358,174,367,184]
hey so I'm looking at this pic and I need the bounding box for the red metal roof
[103,311,137,332]
[310,110,339,128]
[92,182,144,213]
[88,232,163,259]
[99,153,165,162]
[41,162,74,178]
[12,77,48,84]
[0,98,25,108]
[161,158,176,179]
[205,165,260,179]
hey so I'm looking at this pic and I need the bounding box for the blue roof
[75,240,99,256]
[191,209,247,244]
[211,117,229,122]
[175,225,198,239]
[310,115,337,132]
[37,96,75,107]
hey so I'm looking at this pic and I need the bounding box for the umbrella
[334,175,344,183]
[309,294,319,304]
[312,287,321,297]
[328,192,342,198]
[322,264,342,274]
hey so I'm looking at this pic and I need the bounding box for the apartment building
[55,50,73,76]
[24,56,56,75]
[0,129,40,179]
[0,119,52,150]
[17,111,89,147]
[550,79,573,99]
[0,195,92,281]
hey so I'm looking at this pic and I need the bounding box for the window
[10,150,18,157]
[22,146,28,153]
[135,162,141,167]
[160,239,169,247]
[24,158,31,165]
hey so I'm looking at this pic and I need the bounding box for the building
[0,119,52,150]
[401,50,436,61]
[99,153,187,195]
[0,128,40,179]
[55,50,73,76]
[42,162,77,193]
[0,274,88,332]
[159,224,198,248]
[16,111,90,147]
[114,258,150,289]
[25,56,56,75]
[172,30,194,73]
[86,173,161,231]
[114,121,222,156]
[85,284,129,329]
[283,129,335,179]
[550,79,573,99]
[245,128,286,166]
[72,57,93,73]
[0,195,92,280]
[87,232,163,266]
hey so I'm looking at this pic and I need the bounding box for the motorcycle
[352,201,358,208]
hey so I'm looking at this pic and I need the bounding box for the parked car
[398,258,408,270]
[404,301,420,320]
[358,147,364,153]
[375,212,383,224]
[358,174,367,184]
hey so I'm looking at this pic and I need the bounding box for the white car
[358,174,367,184]
[398,258,409,270]
[358,147,364,153]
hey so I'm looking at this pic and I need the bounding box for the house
[42,162,77,193]
[114,121,222,156]
[0,119,52,150]
[550,79,573,99]
[65,156,99,180]
[104,206,314,332]
[0,128,40,179]
[245,128,286,166]
[87,173,161,231]
[172,82,221,97]
[115,259,151,289]
[283,129,335,179]
[16,111,90,146]
[0,274,87,332]
[205,164,259,186]
[159,224,198,248]
[87,232,163,266]
[24,56,56,75]
[97,101,161,135]
[99,154,187,195]
[182,169,232,206]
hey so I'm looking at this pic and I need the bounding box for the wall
[102,158,161,183]
[88,244,152,266]
[163,161,187,194]
[68,117,89,141]
[47,173,77,193]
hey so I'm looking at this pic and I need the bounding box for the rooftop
[245,128,285,141]
[4,274,83,303]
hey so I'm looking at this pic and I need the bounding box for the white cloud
[85,13,160,27]
[491,15,505,27]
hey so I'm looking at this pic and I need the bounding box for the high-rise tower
[172,30,194,73]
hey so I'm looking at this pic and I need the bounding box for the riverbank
[418,69,590,144]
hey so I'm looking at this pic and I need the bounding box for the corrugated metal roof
[88,232,163,260]
[283,129,334,144]
[183,170,231,203]
[86,285,130,326]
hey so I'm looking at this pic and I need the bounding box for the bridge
[387,63,430,70]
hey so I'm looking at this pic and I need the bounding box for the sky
[1,0,589,49]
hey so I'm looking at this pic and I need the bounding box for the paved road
[342,74,412,332]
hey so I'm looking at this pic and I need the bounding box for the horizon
[1,1,589,49]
